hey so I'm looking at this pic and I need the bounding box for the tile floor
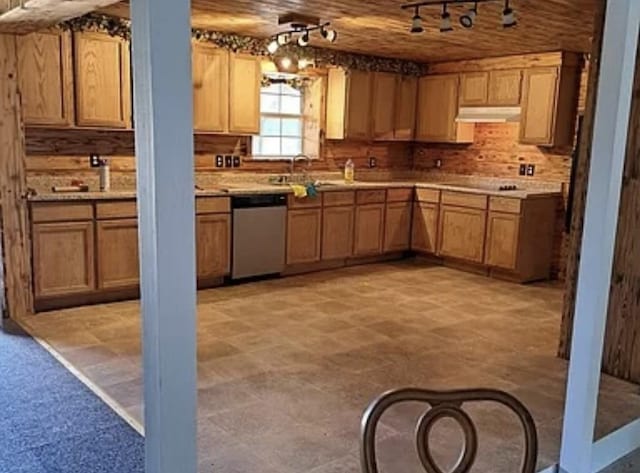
[21,260,640,472]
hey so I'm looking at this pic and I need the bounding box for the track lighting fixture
[459,2,477,28]
[277,33,291,46]
[321,26,338,42]
[410,6,424,33]
[297,30,310,47]
[266,14,339,54]
[401,0,518,33]
[439,4,453,32]
[502,0,517,27]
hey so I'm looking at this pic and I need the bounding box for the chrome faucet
[290,154,313,182]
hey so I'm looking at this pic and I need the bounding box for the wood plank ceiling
[101,0,598,63]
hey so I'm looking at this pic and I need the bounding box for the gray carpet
[0,326,144,473]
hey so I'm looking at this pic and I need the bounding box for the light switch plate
[369,156,377,168]
[89,154,101,168]
[526,164,536,176]
[224,155,233,167]
[215,155,224,168]
[519,164,527,176]
[232,156,241,168]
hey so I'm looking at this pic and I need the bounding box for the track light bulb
[280,57,292,69]
[440,11,453,32]
[410,7,424,34]
[277,33,290,46]
[297,30,310,47]
[502,0,517,27]
[321,26,338,42]
[267,39,279,54]
[460,4,477,29]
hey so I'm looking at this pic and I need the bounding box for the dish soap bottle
[344,159,355,184]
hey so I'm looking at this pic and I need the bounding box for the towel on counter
[306,183,318,198]
[290,184,307,198]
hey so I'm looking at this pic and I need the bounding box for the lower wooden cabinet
[32,221,95,297]
[322,206,354,260]
[354,204,385,256]
[437,205,487,263]
[384,201,412,252]
[287,208,322,264]
[196,213,231,278]
[96,218,139,290]
[411,202,439,254]
[484,212,520,270]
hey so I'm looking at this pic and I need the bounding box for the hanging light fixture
[410,6,424,33]
[502,0,517,27]
[459,2,478,28]
[439,4,453,32]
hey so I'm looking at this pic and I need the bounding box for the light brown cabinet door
[437,205,486,263]
[196,213,231,278]
[411,202,439,254]
[460,72,489,106]
[354,203,385,256]
[228,53,260,134]
[74,32,131,128]
[485,211,520,270]
[322,206,354,260]
[519,67,559,145]
[384,202,412,252]
[193,44,229,133]
[32,221,95,298]
[345,70,373,140]
[287,208,322,264]
[18,30,74,126]
[416,74,472,143]
[371,72,396,141]
[394,75,418,141]
[97,219,139,290]
[488,69,522,106]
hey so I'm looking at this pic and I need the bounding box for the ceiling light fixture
[439,4,453,32]
[401,0,518,33]
[459,2,478,28]
[297,30,310,47]
[502,0,517,28]
[277,33,291,46]
[321,25,338,42]
[265,13,339,54]
[410,6,424,33]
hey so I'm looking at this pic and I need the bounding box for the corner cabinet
[415,74,474,143]
[192,43,229,133]
[228,53,261,134]
[74,31,131,128]
[17,30,74,126]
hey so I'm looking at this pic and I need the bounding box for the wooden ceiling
[102,0,598,63]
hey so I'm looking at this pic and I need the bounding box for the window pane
[261,83,281,94]
[282,138,302,156]
[261,117,281,136]
[281,118,302,137]
[260,137,280,156]
[260,94,280,113]
[282,84,301,96]
[281,95,301,114]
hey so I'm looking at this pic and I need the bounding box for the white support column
[559,1,640,472]
[130,0,198,472]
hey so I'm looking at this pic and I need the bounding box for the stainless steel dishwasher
[231,194,287,279]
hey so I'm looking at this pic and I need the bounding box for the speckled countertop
[27,179,562,202]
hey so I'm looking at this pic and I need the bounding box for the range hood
[456,106,521,123]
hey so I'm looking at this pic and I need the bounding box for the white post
[130,0,198,472]
[559,1,640,472]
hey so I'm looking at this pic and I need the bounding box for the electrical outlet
[519,164,527,176]
[232,155,241,168]
[526,164,536,176]
[435,159,442,169]
[89,154,101,168]
[215,155,224,168]
[368,156,377,168]
[224,155,233,167]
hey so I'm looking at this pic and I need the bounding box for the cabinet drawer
[31,202,93,222]
[386,188,414,202]
[441,191,487,210]
[489,197,522,214]
[356,189,386,205]
[323,191,355,207]
[415,188,441,203]
[288,194,321,209]
[196,197,231,214]
[96,201,137,219]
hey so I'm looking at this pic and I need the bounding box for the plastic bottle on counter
[99,159,111,192]
[344,159,355,184]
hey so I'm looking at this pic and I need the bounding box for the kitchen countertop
[28,180,562,202]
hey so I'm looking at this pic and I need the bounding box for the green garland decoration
[59,13,428,76]
[261,75,313,91]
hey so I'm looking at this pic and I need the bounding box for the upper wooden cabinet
[394,75,418,141]
[488,69,522,106]
[416,74,474,143]
[326,68,372,140]
[459,72,489,106]
[520,65,579,147]
[371,72,396,141]
[228,53,261,134]
[192,43,229,133]
[18,30,74,126]
[74,32,131,128]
